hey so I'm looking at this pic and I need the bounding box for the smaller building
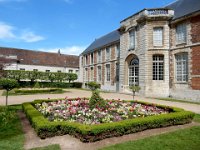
[79,30,120,91]
[0,47,80,80]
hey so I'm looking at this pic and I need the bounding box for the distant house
[79,0,200,101]
[0,47,80,80]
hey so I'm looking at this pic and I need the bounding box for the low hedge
[18,81,82,88]
[14,88,63,94]
[22,99,195,142]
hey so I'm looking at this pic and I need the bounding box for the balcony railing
[147,9,169,16]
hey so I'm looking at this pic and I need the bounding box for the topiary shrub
[33,82,40,89]
[129,85,141,100]
[89,90,106,110]
[87,81,100,91]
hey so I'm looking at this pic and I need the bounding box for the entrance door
[129,58,139,86]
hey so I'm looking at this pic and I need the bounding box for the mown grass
[2,88,67,96]
[30,144,61,150]
[156,97,200,105]
[101,125,200,150]
[194,114,200,123]
[0,105,24,150]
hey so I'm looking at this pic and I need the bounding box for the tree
[67,73,78,83]
[129,85,141,100]
[0,78,18,106]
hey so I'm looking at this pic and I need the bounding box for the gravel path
[1,89,200,114]
[19,111,200,150]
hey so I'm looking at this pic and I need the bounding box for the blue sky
[0,0,174,55]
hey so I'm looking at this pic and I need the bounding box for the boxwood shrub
[22,99,195,142]
[14,88,64,94]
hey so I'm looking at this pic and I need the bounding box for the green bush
[34,82,40,88]
[14,88,63,94]
[73,82,83,88]
[89,90,106,109]
[87,81,100,91]
[22,99,195,142]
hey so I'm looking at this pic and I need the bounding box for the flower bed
[22,98,195,142]
[35,98,169,125]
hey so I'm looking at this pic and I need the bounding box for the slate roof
[166,0,200,20]
[82,30,120,55]
[0,47,79,68]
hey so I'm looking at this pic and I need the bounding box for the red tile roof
[0,47,79,68]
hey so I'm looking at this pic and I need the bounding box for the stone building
[80,0,200,101]
[0,47,80,80]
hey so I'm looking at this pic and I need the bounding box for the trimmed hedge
[22,99,195,142]
[14,88,63,94]
[18,81,82,88]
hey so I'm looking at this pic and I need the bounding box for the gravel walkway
[1,89,200,114]
[19,111,200,150]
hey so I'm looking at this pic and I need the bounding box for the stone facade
[80,7,200,101]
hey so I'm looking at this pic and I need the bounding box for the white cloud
[40,45,87,56]
[0,21,44,43]
[0,22,15,39]
[20,31,45,42]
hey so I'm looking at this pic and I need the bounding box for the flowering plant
[35,98,169,125]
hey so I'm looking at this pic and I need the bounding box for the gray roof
[166,0,200,20]
[82,30,120,55]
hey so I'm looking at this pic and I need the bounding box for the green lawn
[30,144,61,150]
[155,97,200,105]
[101,125,200,150]
[2,88,67,96]
[0,105,24,150]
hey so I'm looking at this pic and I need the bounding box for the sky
[0,0,175,55]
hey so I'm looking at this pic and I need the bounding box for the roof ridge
[0,46,79,57]
[164,0,179,7]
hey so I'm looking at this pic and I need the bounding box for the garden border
[22,98,195,142]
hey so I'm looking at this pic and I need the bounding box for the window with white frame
[57,70,61,73]
[97,66,102,82]
[153,27,163,46]
[91,53,94,64]
[85,68,88,81]
[90,67,94,81]
[98,50,101,63]
[69,70,73,73]
[106,47,111,61]
[176,23,187,44]
[33,69,38,72]
[85,55,88,65]
[20,68,25,71]
[175,53,188,82]
[129,58,139,86]
[106,64,110,82]
[129,29,136,49]
[46,70,50,72]
[153,55,164,80]
[116,44,120,58]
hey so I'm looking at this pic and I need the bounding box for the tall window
[153,27,163,46]
[91,53,94,64]
[97,66,102,82]
[106,47,110,60]
[129,30,136,49]
[85,55,88,65]
[176,23,187,44]
[175,53,188,82]
[98,50,101,63]
[106,64,110,82]
[129,58,139,86]
[85,68,88,81]
[116,44,120,58]
[90,67,94,81]
[153,55,164,80]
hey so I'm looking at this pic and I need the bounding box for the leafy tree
[89,90,106,110]
[129,85,141,100]
[0,78,18,106]
[67,73,78,83]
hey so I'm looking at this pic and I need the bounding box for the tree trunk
[132,91,135,100]
[6,90,8,106]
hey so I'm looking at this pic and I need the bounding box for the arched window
[129,58,139,86]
